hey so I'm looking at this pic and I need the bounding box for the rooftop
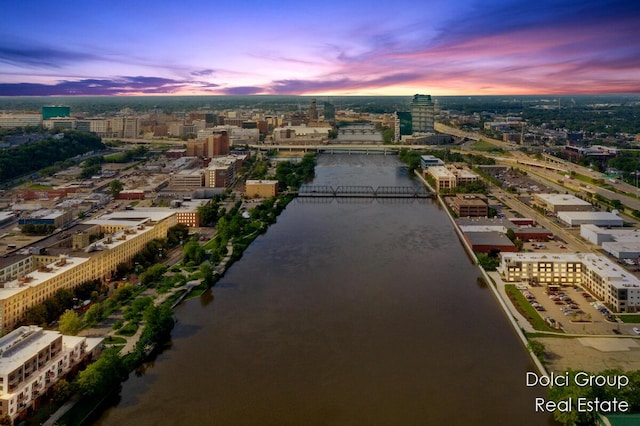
[535,193,592,206]
[0,256,90,300]
[464,231,516,247]
[557,211,623,220]
[428,166,456,178]
[0,326,102,376]
[246,180,278,185]
[0,326,58,373]
[453,168,478,179]
[456,218,516,229]
[85,208,175,225]
[581,224,640,242]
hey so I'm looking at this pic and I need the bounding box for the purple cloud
[0,43,99,68]
[219,86,264,95]
[191,69,215,77]
[0,76,219,96]
[269,73,422,94]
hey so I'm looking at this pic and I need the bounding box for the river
[94,154,554,425]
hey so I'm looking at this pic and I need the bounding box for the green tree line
[0,131,105,181]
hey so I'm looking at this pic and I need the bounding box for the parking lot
[517,283,635,335]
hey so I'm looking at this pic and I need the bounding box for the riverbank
[414,168,640,381]
[90,154,548,425]
[413,170,548,375]
[42,156,315,425]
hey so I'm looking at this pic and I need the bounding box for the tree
[197,203,221,227]
[0,415,12,426]
[140,264,167,287]
[52,379,74,404]
[477,253,500,271]
[22,304,48,326]
[200,262,216,287]
[139,304,175,350]
[83,303,104,326]
[547,370,597,425]
[76,348,127,397]
[167,223,190,247]
[182,240,205,265]
[112,284,135,303]
[109,179,124,199]
[611,199,624,211]
[514,238,524,251]
[59,310,82,335]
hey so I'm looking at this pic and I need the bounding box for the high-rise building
[41,106,70,121]
[308,99,318,122]
[323,102,335,123]
[410,94,434,133]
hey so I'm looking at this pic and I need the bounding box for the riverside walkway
[44,241,235,425]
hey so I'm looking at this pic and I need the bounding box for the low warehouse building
[463,231,517,253]
[557,211,623,227]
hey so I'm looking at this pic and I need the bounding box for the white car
[633,327,640,335]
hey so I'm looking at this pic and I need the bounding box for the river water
[94,155,554,425]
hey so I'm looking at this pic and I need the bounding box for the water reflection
[94,155,555,425]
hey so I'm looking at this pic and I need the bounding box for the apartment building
[0,210,177,332]
[498,252,640,312]
[0,326,102,422]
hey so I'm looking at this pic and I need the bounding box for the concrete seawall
[414,170,548,375]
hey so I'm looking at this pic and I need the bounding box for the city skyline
[0,0,638,97]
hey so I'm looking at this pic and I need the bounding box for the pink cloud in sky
[0,0,638,96]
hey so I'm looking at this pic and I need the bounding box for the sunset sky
[0,0,638,96]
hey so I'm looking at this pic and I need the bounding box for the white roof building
[533,193,592,213]
[557,211,623,227]
[581,224,640,258]
[0,326,102,421]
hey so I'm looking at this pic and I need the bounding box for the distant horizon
[2,93,640,99]
[1,0,638,97]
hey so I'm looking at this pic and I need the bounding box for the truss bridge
[297,185,434,198]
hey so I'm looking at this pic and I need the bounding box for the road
[442,122,640,215]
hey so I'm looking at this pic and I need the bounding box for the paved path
[489,271,536,333]
[42,394,81,426]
